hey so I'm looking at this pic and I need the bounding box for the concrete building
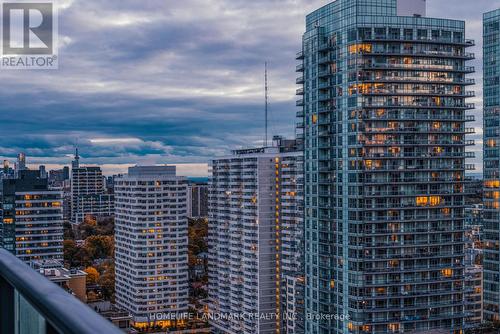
[88,301,134,333]
[16,152,26,175]
[298,0,474,332]
[73,193,114,224]
[49,167,70,187]
[187,182,208,218]
[39,165,47,179]
[208,138,304,334]
[114,166,189,328]
[71,153,106,224]
[0,170,64,262]
[464,266,483,328]
[31,259,87,302]
[483,8,500,323]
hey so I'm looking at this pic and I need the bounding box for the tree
[84,235,114,260]
[98,263,115,301]
[63,240,78,267]
[84,267,100,285]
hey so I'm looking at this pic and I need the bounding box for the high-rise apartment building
[49,166,70,187]
[483,8,500,323]
[0,170,63,262]
[464,265,483,328]
[16,152,26,174]
[73,193,114,223]
[187,182,208,218]
[208,138,304,334]
[71,155,106,224]
[298,1,474,333]
[114,166,189,328]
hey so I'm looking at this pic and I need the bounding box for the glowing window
[441,268,452,277]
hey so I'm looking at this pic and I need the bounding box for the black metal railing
[0,248,122,334]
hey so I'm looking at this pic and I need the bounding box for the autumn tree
[84,235,114,260]
[84,267,100,285]
[98,262,115,301]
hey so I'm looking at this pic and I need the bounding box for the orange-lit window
[442,268,453,277]
[487,139,497,147]
[312,114,318,124]
[388,122,398,129]
[330,280,335,289]
[441,208,451,215]
[3,218,13,224]
[485,180,500,188]
[433,147,443,153]
[348,43,372,54]
[429,196,442,206]
[388,324,400,332]
[416,196,428,206]
[389,147,400,154]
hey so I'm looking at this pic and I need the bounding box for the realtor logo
[0,0,58,69]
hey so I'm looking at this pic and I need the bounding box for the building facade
[208,138,304,334]
[73,193,114,224]
[0,170,63,262]
[483,8,500,323]
[114,166,189,328]
[464,265,483,328]
[187,182,208,218]
[71,165,105,224]
[298,1,474,333]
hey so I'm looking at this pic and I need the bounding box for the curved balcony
[362,90,475,98]
[362,63,475,73]
[363,153,474,161]
[362,102,475,110]
[360,49,475,60]
[361,114,475,122]
[362,177,473,185]
[362,127,475,135]
[0,248,123,334]
[360,37,475,47]
[360,77,475,85]
[362,139,475,146]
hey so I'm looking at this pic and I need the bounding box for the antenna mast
[265,62,268,147]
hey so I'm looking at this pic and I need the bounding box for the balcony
[360,36,475,47]
[361,49,475,60]
[295,51,304,60]
[362,63,475,73]
[0,248,122,334]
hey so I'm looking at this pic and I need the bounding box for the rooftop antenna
[265,62,269,147]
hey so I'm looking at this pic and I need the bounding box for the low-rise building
[31,259,87,302]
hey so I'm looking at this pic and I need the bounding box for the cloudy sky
[0,0,495,176]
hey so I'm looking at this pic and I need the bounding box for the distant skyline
[0,0,495,176]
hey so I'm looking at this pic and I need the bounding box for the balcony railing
[0,248,122,334]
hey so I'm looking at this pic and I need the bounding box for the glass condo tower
[483,8,500,323]
[297,0,475,333]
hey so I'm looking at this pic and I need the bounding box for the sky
[0,0,496,176]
